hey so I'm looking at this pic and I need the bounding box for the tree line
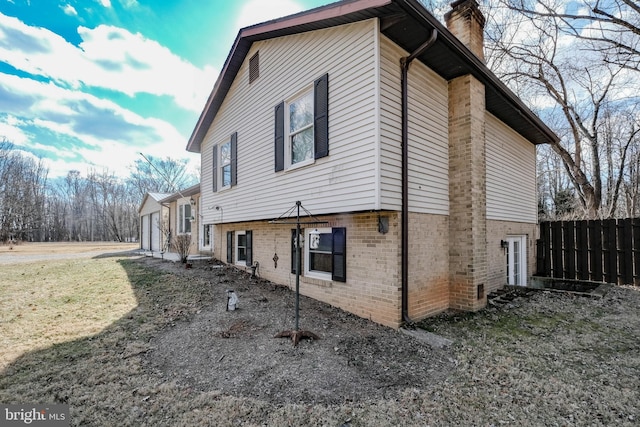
[0,140,197,243]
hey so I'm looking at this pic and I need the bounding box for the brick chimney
[444,0,486,62]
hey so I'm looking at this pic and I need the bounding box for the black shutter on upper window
[230,132,237,186]
[332,227,346,282]
[246,230,252,266]
[274,102,285,172]
[212,146,218,192]
[226,231,233,263]
[314,73,329,159]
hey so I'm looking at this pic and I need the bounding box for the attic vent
[249,51,259,83]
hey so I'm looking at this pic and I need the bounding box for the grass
[0,257,138,370]
[0,254,201,425]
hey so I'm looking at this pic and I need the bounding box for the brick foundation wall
[212,211,403,328]
[407,212,450,320]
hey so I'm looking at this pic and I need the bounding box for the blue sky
[0,0,332,179]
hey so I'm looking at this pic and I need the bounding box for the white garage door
[151,212,160,251]
[141,215,150,250]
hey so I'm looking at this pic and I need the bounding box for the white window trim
[218,140,232,190]
[201,224,213,250]
[506,235,527,286]
[303,227,332,281]
[285,86,315,170]
[235,230,247,266]
[178,203,192,235]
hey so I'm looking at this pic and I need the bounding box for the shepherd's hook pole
[295,200,301,331]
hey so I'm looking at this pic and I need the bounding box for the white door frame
[506,235,527,286]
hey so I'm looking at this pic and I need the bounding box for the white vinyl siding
[378,35,449,214]
[200,20,379,225]
[486,113,537,223]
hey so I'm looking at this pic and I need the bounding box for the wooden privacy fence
[537,218,640,285]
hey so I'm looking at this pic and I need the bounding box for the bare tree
[0,140,49,242]
[128,156,197,201]
[504,0,640,73]
[487,0,640,218]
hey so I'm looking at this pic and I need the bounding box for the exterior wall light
[308,229,320,249]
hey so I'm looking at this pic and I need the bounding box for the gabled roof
[138,192,172,213]
[186,0,559,153]
[159,183,201,204]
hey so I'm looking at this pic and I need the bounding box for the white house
[185,0,559,327]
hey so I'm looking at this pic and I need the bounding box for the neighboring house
[138,192,171,253]
[186,0,559,328]
[158,184,204,259]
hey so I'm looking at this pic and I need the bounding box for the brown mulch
[145,258,454,405]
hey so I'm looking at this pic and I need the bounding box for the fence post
[551,221,564,278]
[620,219,633,285]
[576,220,589,280]
[602,219,618,284]
[591,221,603,282]
[539,222,551,276]
[563,221,576,279]
[634,219,640,286]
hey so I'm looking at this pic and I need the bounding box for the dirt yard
[1,245,639,426]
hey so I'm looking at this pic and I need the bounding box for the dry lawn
[0,244,639,426]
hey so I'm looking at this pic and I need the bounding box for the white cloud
[98,0,111,8]
[0,12,217,113]
[0,73,197,178]
[0,116,30,145]
[61,4,78,16]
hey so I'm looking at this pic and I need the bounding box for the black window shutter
[314,73,329,159]
[226,231,233,263]
[212,146,218,192]
[332,227,346,282]
[230,132,237,186]
[274,102,285,172]
[246,230,252,266]
[291,229,300,274]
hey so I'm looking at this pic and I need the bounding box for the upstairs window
[213,132,237,192]
[275,73,328,171]
[289,91,314,165]
[220,141,231,187]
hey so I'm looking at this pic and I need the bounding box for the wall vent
[249,51,259,83]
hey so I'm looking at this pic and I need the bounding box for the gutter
[400,29,437,324]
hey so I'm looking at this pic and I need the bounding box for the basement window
[299,227,346,282]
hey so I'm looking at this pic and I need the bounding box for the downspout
[400,29,437,324]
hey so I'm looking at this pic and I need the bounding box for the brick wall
[407,212,450,320]
[448,74,487,312]
[212,211,404,328]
